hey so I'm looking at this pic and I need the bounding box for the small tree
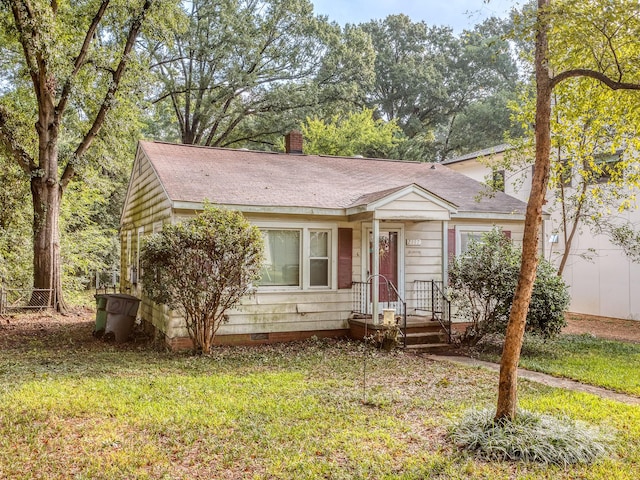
[141,206,264,353]
[301,108,401,158]
[449,228,569,345]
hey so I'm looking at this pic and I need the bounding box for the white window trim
[134,226,144,285]
[308,229,332,289]
[455,225,493,256]
[126,231,132,265]
[255,221,338,292]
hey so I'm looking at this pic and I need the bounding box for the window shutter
[447,228,456,262]
[504,230,512,240]
[338,228,352,289]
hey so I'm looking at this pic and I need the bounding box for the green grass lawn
[1,321,639,479]
[477,334,640,396]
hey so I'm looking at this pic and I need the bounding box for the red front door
[369,231,399,303]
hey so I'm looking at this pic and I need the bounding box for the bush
[141,205,264,353]
[450,408,613,465]
[449,227,569,344]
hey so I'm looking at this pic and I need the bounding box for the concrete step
[404,343,450,351]
[404,331,446,345]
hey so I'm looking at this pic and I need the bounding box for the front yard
[0,312,639,479]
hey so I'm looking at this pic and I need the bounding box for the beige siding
[375,192,451,221]
[349,222,363,282]
[154,216,359,340]
[166,290,353,339]
[403,221,444,309]
[124,171,527,340]
[120,149,172,333]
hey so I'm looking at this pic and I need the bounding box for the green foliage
[451,408,613,465]
[301,108,401,158]
[505,1,640,273]
[59,172,123,292]
[150,0,374,148]
[449,227,570,343]
[0,155,31,288]
[361,15,521,160]
[140,205,264,353]
[0,0,182,309]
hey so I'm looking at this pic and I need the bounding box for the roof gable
[347,184,457,220]
[120,144,171,226]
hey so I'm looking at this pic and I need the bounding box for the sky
[311,0,518,32]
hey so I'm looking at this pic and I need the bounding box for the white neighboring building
[443,145,640,321]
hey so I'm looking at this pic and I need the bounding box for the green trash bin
[94,294,109,337]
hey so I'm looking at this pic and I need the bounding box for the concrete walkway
[424,354,640,406]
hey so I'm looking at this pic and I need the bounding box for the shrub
[450,408,613,465]
[449,227,569,344]
[141,205,264,353]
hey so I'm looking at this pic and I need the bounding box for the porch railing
[352,278,408,348]
[414,280,452,342]
[351,279,452,345]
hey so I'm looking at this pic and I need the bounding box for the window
[258,227,334,289]
[133,226,144,285]
[593,152,621,184]
[492,169,505,192]
[460,231,486,254]
[126,231,132,266]
[559,160,572,187]
[260,230,301,287]
[310,230,329,287]
[455,226,495,256]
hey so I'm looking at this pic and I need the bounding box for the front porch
[348,279,454,350]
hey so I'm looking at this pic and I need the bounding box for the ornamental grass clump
[450,408,613,466]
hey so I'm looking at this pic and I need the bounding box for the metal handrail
[351,277,408,348]
[413,279,452,343]
[384,279,408,349]
[431,280,452,343]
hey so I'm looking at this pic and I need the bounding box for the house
[120,133,528,349]
[443,145,640,321]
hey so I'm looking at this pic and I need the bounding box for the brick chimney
[285,130,303,154]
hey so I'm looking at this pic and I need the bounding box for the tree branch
[60,0,155,188]
[56,0,111,119]
[551,69,640,91]
[8,0,44,103]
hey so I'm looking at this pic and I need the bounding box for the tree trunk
[31,179,67,312]
[495,0,552,421]
[31,103,68,313]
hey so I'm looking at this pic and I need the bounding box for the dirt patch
[563,312,640,343]
[0,307,154,351]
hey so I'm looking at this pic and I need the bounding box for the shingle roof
[442,144,511,165]
[139,141,526,215]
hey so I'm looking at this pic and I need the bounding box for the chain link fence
[0,288,53,314]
